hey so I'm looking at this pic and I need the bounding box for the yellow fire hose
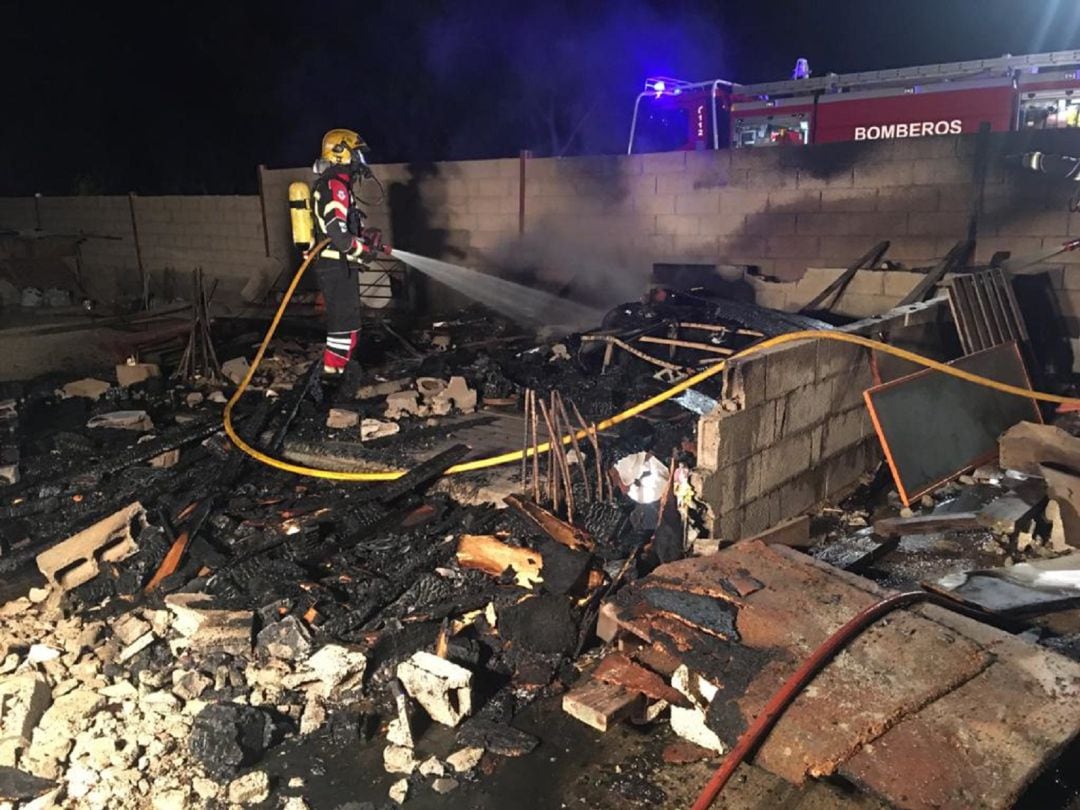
[224,240,1080,482]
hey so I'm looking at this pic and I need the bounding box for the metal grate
[945,269,1029,355]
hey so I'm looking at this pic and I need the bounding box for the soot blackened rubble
[3,280,1080,810]
[0,294,740,807]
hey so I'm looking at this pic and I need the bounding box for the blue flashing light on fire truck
[627,50,1080,154]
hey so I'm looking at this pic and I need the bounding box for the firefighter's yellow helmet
[321,129,368,165]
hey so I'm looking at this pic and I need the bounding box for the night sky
[4,0,1080,195]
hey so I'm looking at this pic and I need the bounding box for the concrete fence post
[518,149,532,236]
[257,164,271,258]
[127,192,147,306]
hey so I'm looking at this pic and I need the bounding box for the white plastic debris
[614,452,670,504]
[86,411,154,431]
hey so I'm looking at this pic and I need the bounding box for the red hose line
[691,590,932,810]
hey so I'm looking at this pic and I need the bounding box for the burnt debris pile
[3,287,1080,809]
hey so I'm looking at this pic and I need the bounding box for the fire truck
[627,50,1080,154]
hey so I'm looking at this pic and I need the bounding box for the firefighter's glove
[360,227,384,252]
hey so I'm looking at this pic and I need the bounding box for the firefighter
[311,128,383,375]
[1015,150,1080,211]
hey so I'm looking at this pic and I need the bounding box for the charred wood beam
[504,494,595,552]
[262,359,323,453]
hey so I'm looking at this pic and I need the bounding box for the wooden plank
[636,335,734,356]
[592,651,689,706]
[456,534,543,588]
[562,677,644,732]
[799,240,890,314]
[873,512,982,538]
[742,515,812,548]
[898,239,972,307]
[503,494,595,552]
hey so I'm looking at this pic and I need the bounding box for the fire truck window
[637,106,691,152]
[1022,97,1080,130]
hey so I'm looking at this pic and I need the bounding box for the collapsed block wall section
[693,301,949,540]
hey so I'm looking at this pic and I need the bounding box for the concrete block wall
[693,300,948,540]
[0,193,271,306]
[34,196,138,301]
[0,198,36,231]
[131,195,270,301]
[4,129,1080,315]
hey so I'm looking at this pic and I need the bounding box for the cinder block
[722,356,768,407]
[673,234,719,257]
[798,211,908,237]
[995,210,1071,237]
[467,196,514,215]
[684,149,733,178]
[0,672,51,768]
[818,189,879,212]
[713,505,743,541]
[852,161,915,188]
[739,493,775,538]
[815,337,869,382]
[642,151,687,174]
[675,192,722,216]
[767,189,821,212]
[1057,266,1080,291]
[699,212,750,238]
[717,235,769,264]
[36,502,146,591]
[815,237,873,264]
[823,438,880,496]
[907,211,972,238]
[795,168,854,189]
[744,168,796,190]
[766,234,820,259]
[764,341,818,400]
[770,259,808,282]
[718,189,770,216]
[631,233,674,257]
[709,457,756,510]
[881,272,922,299]
[755,430,814,496]
[622,174,658,196]
[820,408,873,459]
[832,292,896,319]
[396,651,473,727]
[655,214,701,236]
[769,471,825,525]
[910,159,975,186]
[972,236,1043,264]
[657,172,699,195]
[701,402,776,470]
[743,212,796,235]
[775,379,834,439]
[831,367,874,411]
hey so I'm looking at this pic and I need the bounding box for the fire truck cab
[627,50,1080,154]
